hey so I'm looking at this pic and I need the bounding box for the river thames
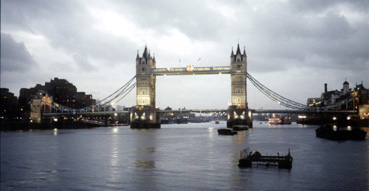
[1,122,368,191]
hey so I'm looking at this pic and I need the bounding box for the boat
[176,117,188,124]
[316,124,367,140]
[217,128,237,135]
[215,119,220,124]
[232,125,249,131]
[268,114,292,125]
[238,148,293,169]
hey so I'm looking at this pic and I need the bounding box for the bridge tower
[227,44,253,127]
[130,46,161,128]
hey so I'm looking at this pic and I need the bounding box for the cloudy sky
[1,0,369,110]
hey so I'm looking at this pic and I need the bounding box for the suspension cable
[247,72,354,110]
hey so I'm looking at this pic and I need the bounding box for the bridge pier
[227,106,253,128]
[130,106,161,128]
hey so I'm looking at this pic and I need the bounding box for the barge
[238,148,293,169]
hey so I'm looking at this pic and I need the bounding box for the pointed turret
[142,45,148,59]
[136,50,139,60]
[243,47,247,57]
[231,43,243,62]
[236,43,241,55]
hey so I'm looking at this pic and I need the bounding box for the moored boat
[232,125,249,131]
[316,124,367,141]
[218,128,237,135]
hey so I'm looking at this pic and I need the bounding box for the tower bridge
[131,44,250,128]
[32,44,362,128]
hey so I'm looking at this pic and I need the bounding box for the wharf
[238,148,293,169]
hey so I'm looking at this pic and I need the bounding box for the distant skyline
[1,0,368,110]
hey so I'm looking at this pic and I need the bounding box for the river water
[1,122,368,191]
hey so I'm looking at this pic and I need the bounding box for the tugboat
[316,124,367,140]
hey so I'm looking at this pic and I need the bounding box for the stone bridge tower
[227,44,252,127]
[130,46,160,128]
[135,46,156,107]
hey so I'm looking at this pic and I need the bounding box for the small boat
[215,119,220,124]
[232,125,249,131]
[218,128,237,135]
[268,114,292,125]
[316,124,367,140]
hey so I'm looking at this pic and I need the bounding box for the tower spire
[143,45,148,58]
[236,43,241,55]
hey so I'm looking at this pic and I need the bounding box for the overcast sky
[1,0,369,110]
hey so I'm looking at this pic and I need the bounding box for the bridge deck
[42,109,357,116]
[42,110,129,116]
[252,109,357,114]
[152,66,231,76]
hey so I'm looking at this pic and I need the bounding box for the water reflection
[112,127,119,133]
[138,147,155,153]
[208,127,215,138]
[110,147,119,167]
[135,160,155,169]
[107,128,122,185]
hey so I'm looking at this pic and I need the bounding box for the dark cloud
[290,0,369,13]
[233,0,369,75]
[1,33,38,72]
[107,0,226,41]
[2,0,135,69]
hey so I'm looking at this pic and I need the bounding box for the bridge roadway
[42,109,357,117]
[152,66,231,76]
